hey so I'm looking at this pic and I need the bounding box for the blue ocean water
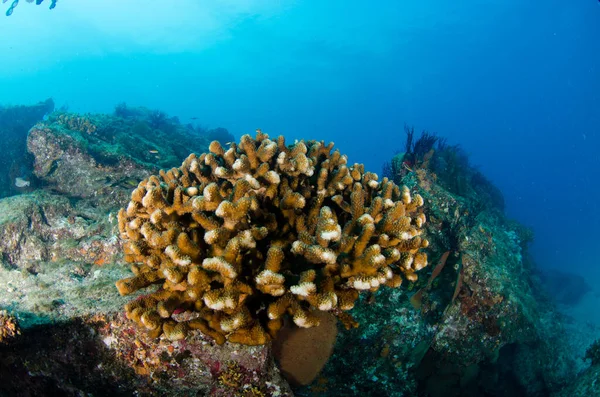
[0,0,599,395]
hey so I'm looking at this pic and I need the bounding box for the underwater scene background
[0,1,599,396]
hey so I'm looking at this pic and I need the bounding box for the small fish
[15,177,30,188]
[149,149,159,154]
[189,117,199,120]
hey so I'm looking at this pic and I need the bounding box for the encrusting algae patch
[116,131,429,345]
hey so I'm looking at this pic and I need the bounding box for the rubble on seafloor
[0,106,595,396]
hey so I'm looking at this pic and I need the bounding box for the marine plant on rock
[116,131,430,345]
[382,124,439,181]
[585,339,600,366]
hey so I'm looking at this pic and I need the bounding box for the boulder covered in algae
[0,191,120,272]
[26,108,216,209]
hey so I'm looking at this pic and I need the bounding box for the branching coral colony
[116,131,429,345]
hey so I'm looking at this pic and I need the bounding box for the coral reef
[0,313,292,396]
[0,109,588,396]
[116,131,430,345]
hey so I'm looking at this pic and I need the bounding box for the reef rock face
[0,191,120,272]
[295,159,575,396]
[26,111,212,209]
[27,123,156,209]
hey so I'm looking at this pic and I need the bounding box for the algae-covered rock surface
[0,191,128,327]
[27,109,213,209]
[0,191,120,272]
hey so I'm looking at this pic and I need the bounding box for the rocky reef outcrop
[0,114,585,396]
